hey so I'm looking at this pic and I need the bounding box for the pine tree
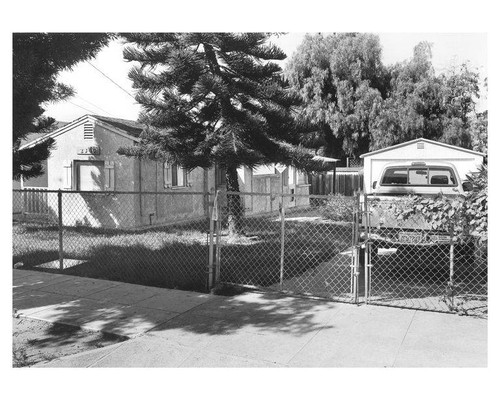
[120,33,325,235]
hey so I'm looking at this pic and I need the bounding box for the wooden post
[332,163,337,195]
[58,190,64,270]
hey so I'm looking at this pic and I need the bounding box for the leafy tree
[119,33,324,235]
[440,63,481,148]
[370,42,445,149]
[371,42,485,152]
[285,33,387,160]
[470,110,488,154]
[13,33,113,180]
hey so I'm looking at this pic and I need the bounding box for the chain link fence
[13,189,487,317]
[13,189,211,291]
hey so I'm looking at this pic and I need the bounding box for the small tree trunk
[225,166,244,236]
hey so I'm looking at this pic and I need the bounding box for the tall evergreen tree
[13,33,113,180]
[120,33,325,234]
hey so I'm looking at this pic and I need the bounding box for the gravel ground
[12,316,127,368]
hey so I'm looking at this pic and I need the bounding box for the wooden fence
[309,171,363,196]
[21,188,50,214]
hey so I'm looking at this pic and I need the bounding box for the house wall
[137,159,209,227]
[20,119,141,228]
[363,141,484,194]
[234,166,310,215]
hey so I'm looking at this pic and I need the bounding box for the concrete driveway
[13,269,487,367]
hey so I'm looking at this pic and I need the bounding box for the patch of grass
[13,209,354,293]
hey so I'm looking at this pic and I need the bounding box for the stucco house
[360,138,486,195]
[17,114,313,228]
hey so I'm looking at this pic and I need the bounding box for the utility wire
[87,61,136,100]
[68,100,101,115]
[74,94,113,116]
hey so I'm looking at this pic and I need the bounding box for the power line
[67,100,101,115]
[74,94,113,116]
[87,61,136,100]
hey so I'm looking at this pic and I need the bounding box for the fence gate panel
[218,191,360,303]
[362,196,487,317]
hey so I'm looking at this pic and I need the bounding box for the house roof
[90,115,144,137]
[20,114,145,149]
[20,121,70,147]
[360,138,486,158]
[312,155,339,163]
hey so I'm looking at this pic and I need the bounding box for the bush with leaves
[389,165,487,243]
[320,195,356,222]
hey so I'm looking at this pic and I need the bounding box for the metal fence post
[215,193,221,284]
[363,193,371,304]
[58,190,64,270]
[207,192,215,290]
[207,209,214,290]
[352,191,360,303]
[279,194,285,291]
[448,224,455,308]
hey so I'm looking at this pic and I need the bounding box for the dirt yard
[12,316,127,367]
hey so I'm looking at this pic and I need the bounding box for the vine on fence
[387,165,487,314]
[388,164,487,243]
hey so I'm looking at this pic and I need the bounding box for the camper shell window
[381,166,457,187]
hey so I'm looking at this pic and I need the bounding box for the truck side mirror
[372,181,377,189]
[462,181,473,192]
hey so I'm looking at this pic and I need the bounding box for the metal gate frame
[210,190,363,304]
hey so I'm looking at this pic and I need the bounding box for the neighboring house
[361,138,486,195]
[17,114,314,228]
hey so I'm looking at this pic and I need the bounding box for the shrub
[320,195,355,222]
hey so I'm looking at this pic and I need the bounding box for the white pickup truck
[363,161,473,246]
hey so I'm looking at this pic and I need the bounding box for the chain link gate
[360,195,487,316]
[213,191,362,303]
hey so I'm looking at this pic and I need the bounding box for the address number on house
[77,146,101,155]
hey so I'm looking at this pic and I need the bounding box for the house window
[216,165,226,186]
[172,164,185,187]
[75,161,104,191]
[253,165,276,176]
[164,162,187,188]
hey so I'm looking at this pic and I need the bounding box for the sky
[44,33,488,123]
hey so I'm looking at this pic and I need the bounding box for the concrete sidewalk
[13,269,487,367]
